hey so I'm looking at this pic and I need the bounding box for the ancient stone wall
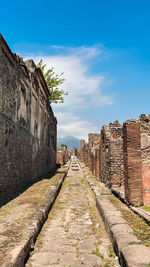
[95,146,100,179]
[0,34,57,197]
[100,121,124,188]
[80,140,86,162]
[57,150,65,166]
[139,114,150,205]
[71,146,78,157]
[84,116,150,206]
[91,147,96,176]
[88,133,100,148]
[88,133,100,178]
[79,134,100,178]
[57,147,69,166]
[123,120,143,206]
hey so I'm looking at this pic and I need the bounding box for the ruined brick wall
[100,121,124,188]
[71,146,78,157]
[123,120,143,206]
[57,150,65,166]
[95,146,100,179]
[91,147,96,176]
[88,149,92,172]
[56,146,69,166]
[85,144,89,166]
[139,114,150,205]
[80,139,86,161]
[87,133,101,178]
[88,133,100,148]
[77,148,80,159]
[100,125,110,185]
[0,34,57,197]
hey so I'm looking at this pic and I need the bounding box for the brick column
[92,154,95,176]
[123,120,143,206]
[80,140,85,162]
[88,149,92,171]
[95,148,100,179]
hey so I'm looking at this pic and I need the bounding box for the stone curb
[4,163,70,267]
[83,168,150,267]
[112,188,150,227]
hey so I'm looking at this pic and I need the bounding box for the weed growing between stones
[83,167,120,267]
[63,222,70,233]
[52,258,60,265]
[86,168,110,195]
[92,242,104,259]
[80,177,86,184]
[142,206,150,212]
[108,244,115,258]
[109,195,150,246]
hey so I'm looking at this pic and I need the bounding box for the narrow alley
[26,161,119,267]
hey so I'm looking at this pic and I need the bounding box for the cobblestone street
[26,161,119,267]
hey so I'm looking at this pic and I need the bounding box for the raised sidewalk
[81,163,150,267]
[0,163,69,267]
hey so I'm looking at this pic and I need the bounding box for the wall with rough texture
[139,114,150,205]
[79,134,100,178]
[80,140,86,162]
[71,146,78,157]
[100,121,124,188]
[88,133,100,178]
[57,147,69,166]
[0,34,57,197]
[95,147,100,178]
[83,115,150,206]
[88,133,100,148]
[123,119,143,206]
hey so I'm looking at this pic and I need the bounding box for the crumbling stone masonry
[71,145,78,158]
[100,121,124,188]
[0,34,57,197]
[140,114,150,205]
[57,146,69,166]
[84,116,150,206]
[123,115,150,206]
[80,134,100,179]
[123,120,143,206]
[88,133,100,148]
[95,146,100,178]
[80,140,86,162]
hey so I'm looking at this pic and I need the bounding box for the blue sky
[1,0,150,139]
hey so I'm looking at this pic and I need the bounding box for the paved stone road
[26,160,119,267]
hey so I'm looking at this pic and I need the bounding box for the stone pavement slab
[26,160,119,267]
[83,165,150,267]
[0,164,69,267]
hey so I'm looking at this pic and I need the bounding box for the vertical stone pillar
[88,149,92,171]
[123,120,143,206]
[140,114,150,205]
[92,154,95,176]
[80,139,85,162]
[95,148,100,178]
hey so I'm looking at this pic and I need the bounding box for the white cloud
[55,112,99,141]
[25,45,114,139]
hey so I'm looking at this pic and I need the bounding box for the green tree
[60,144,67,149]
[37,59,68,104]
